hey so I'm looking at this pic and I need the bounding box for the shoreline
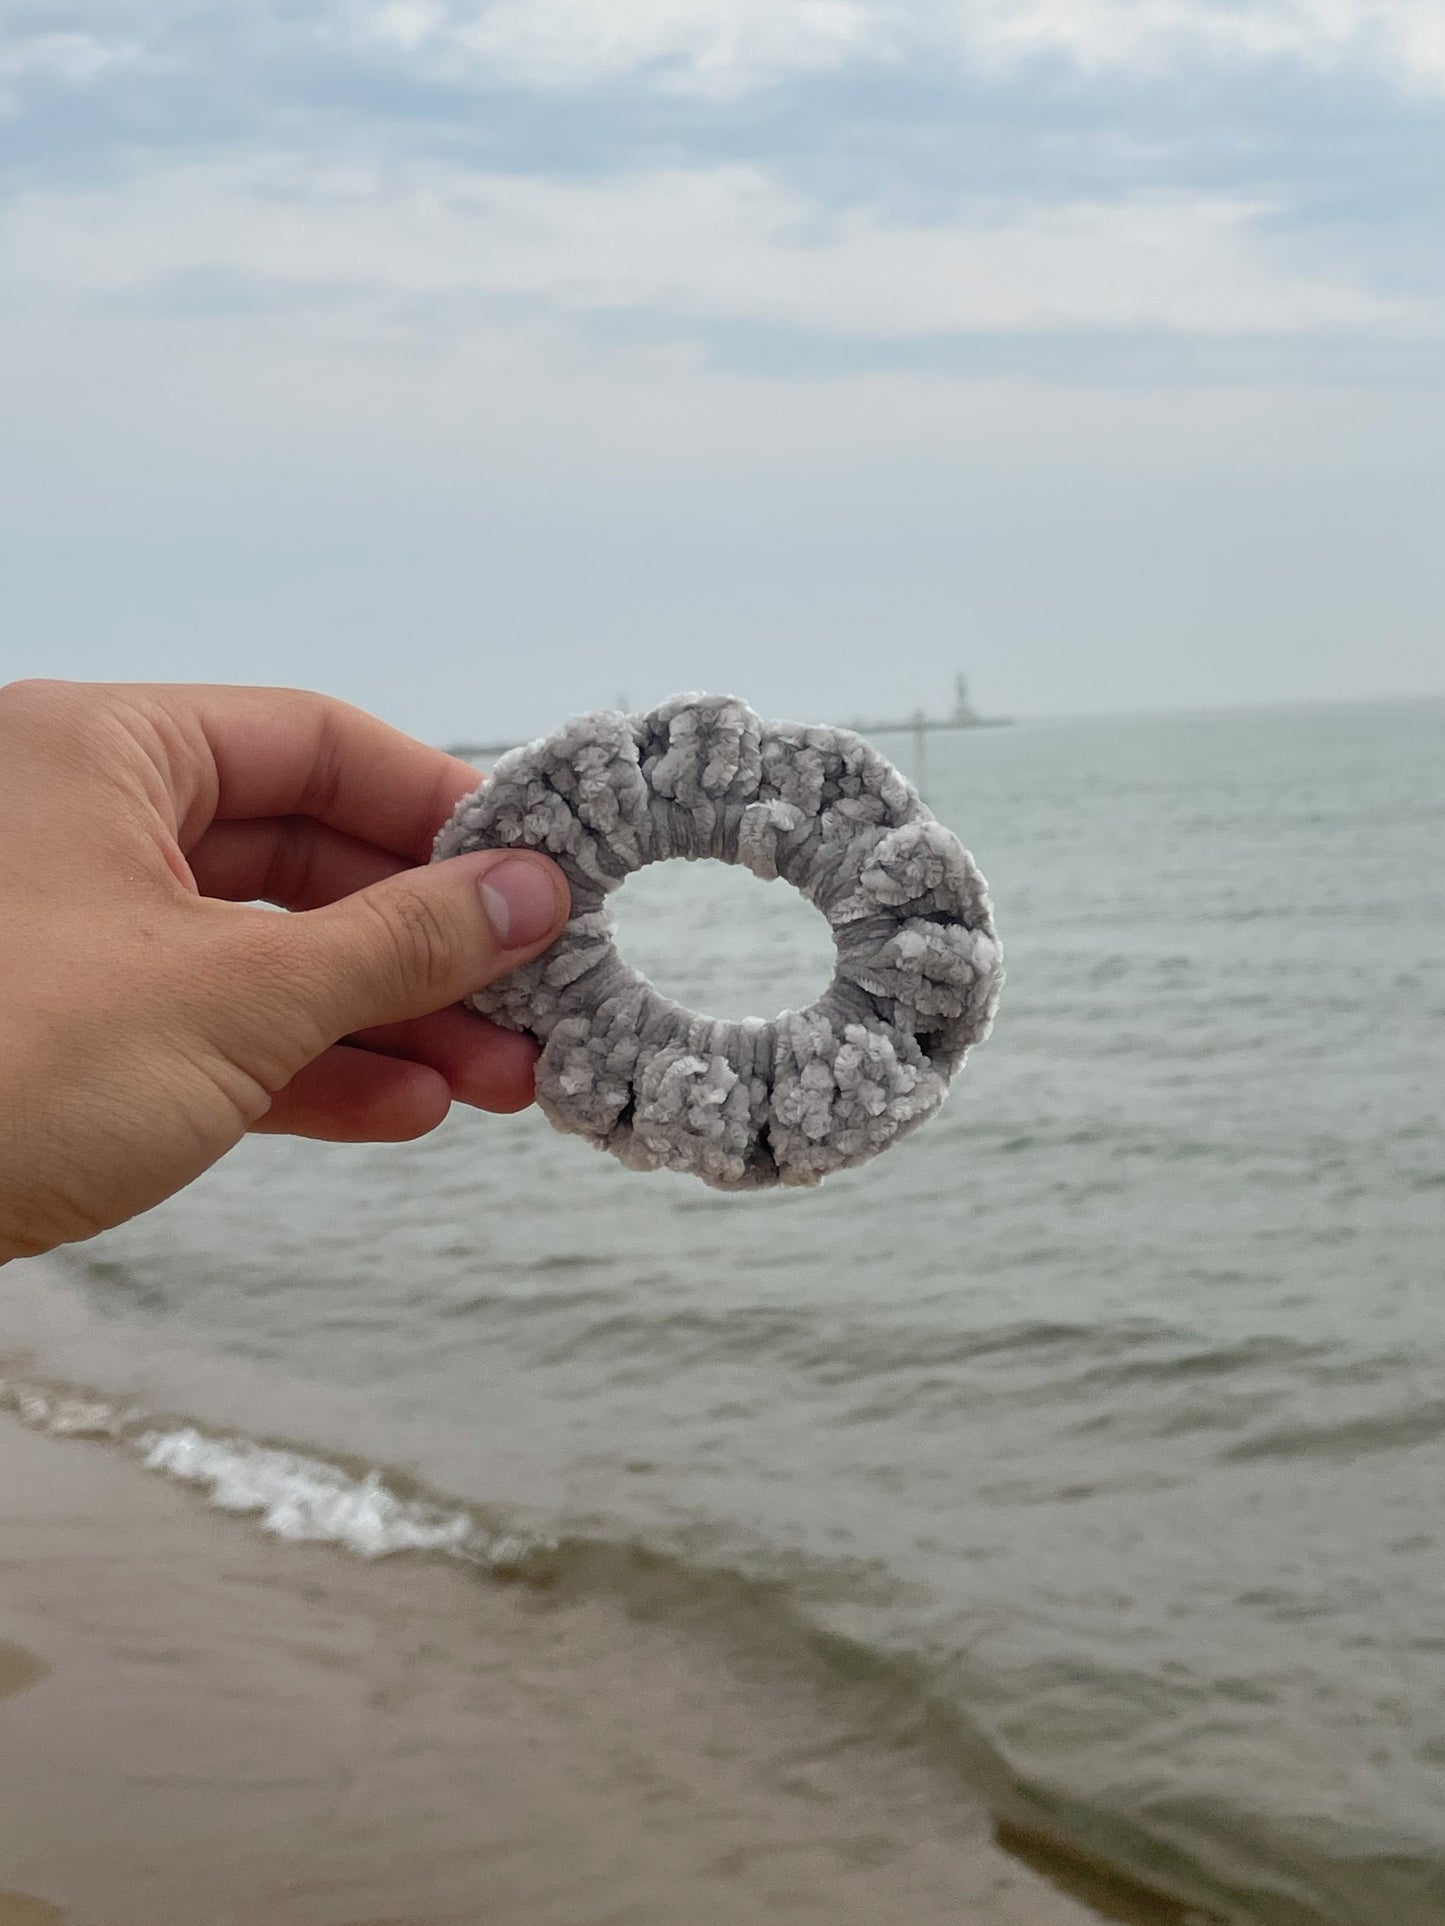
[0,1410,1115,1926]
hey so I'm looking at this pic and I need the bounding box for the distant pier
[448,675,1009,780]
[447,736,529,764]
[851,674,1011,737]
[847,675,1011,793]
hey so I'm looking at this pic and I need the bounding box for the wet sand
[0,1413,1118,1926]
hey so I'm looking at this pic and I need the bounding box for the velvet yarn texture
[434,695,1003,1189]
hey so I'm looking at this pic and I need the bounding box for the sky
[1,0,1442,741]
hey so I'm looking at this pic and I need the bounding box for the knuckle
[297,697,379,825]
[370,886,459,1000]
[301,723,348,827]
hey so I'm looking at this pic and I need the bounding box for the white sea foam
[3,1371,551,1570]
[138,1426,474,1560]
[1,1377,127,1438]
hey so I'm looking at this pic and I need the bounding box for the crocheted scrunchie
[434,694,1002,1190]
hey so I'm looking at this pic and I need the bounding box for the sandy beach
[0,1410,1125,1926]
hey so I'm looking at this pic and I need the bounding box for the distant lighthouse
[952,673,980,724]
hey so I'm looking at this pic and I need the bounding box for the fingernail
[480,858,562,949]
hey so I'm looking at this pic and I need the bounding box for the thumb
[270,849,570,1043]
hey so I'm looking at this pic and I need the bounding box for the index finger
[148,684,485,863]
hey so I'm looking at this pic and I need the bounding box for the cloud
[354,0,883,93]
[338,0,1445,95]
[939,0,1445,93]
[5,1,1444,105]
[0,154,1416,345]
[0,28,139,111]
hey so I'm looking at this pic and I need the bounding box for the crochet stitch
[434,694,1003,1189]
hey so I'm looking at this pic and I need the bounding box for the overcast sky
[1,0,1442,741]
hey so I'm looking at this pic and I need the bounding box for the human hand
[0,680,569,1264]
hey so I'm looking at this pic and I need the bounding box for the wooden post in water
[911,708,929,800]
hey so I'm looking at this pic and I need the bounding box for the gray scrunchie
[433,694,1003,1190]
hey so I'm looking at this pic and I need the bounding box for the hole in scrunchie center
[609,859,837,1024]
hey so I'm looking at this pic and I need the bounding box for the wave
[1222,1396,1445,1464]
[4,1367,1439,1926]
[140,1429,478,1560]
[0,1372,552,1574]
